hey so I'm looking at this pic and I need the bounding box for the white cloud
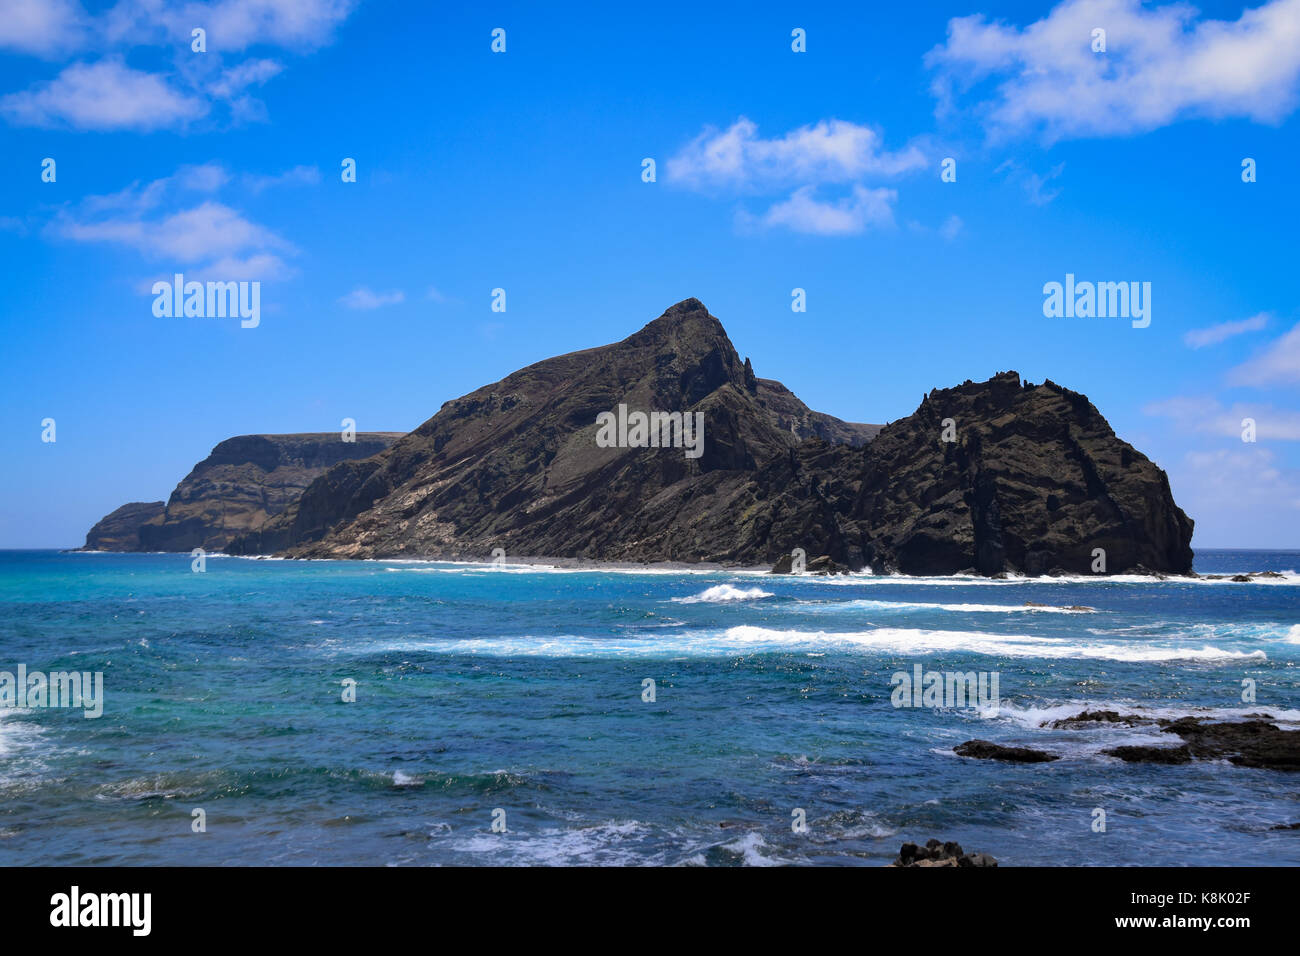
[0,58,206,130]
[939,214,963,240]
[169,0,357,51]
[243,164,320,192]
[49,167,296,279]
[667,117,926,191]
[1228,322,1300,386]
[208,58,283,99]
[750,185,898,236]
[0,1,357,132]
[995,159,1065,205]
[0,0,86,56]
[340,288,405,310]
[926,0,1300,140]
[1145,394,1300,440]
[100,0,357,52]
[1184,312,1270,349]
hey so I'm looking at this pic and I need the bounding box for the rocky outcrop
[954,740,1060,763]
[226,299,1191,574]
[845,373,1194,574]
[82,501,165,551]
[888,840,997,867]
[83,433,401,552]
[1105,718,1300,771]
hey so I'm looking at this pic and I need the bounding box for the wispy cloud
[47,164,297,280]
[1184,312,1270,349]
[340,288,405,310]
[1166,446,1300,546]
[1145,394,1300,440]
[243,164,320,193]
[995,159,1065,205]
[927,0,1300,141]
[1228,322,1300,386]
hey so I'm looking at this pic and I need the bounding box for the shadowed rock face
[83,433,402,553]
[81,501,165,551]
[814,371,1194,575]
[225,298,1192,575]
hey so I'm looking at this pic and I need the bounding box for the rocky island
[86,299,1194,575]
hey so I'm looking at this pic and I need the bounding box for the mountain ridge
[85,298,1193,574]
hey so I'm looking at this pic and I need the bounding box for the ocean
[0,548,1297,866]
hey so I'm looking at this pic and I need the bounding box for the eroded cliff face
[223,299,1192,575]
[82,433,402,552]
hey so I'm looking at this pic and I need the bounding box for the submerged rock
[954,740,1060,763]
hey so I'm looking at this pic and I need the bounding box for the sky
[0,0,1298,550]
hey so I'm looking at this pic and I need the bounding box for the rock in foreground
[889,839,997,867]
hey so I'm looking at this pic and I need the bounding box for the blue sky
[1,0,1298,549]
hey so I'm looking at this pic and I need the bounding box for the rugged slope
[228,299,879,559]
[227,299,1192,574]
[83,433,402,552]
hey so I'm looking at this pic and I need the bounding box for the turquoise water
[1,549,1297,866]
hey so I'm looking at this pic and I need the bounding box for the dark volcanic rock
[85,433,402,553]
[954,740,1060,763]
[230,299,880,561]
[1101,718,1300,770]
[1050,709,1154,728]
[225,300,1192,573]
[1160,718,1300,771]
[1104,744,1194,764]
[81,501,166,551]
[890,839,997,867]
[837,372,1193,574]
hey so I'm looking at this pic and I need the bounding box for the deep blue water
[0,549,1297,866]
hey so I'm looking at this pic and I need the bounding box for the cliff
[82,432,402,552]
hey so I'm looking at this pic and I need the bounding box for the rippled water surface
[1,549,1297,865]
